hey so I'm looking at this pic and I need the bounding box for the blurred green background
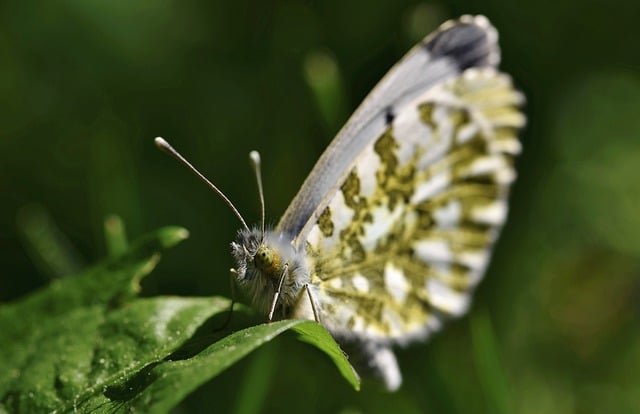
[1,0,639,413]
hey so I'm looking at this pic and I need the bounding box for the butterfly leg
[268,262,289,322]
[304,284,321,324]
[229,268,238,303]
[215,268,239,331]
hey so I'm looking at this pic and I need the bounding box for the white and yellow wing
[277,15,525,390]
[301,68,523,342]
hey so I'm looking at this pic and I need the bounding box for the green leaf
[75,320,359,413]
[0,225,359,413]
[291,321,361,390]
[0,226,201,411]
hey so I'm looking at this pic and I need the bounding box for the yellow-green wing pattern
[295,68,524,345]
[278,15,501,242]
[274,15,526,390]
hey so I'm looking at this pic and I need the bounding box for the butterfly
[156,14,525,391]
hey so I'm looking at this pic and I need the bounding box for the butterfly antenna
[249,151,266,239]
[154,137,250,232]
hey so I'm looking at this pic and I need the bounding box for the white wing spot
[495,167,517,184]
[457,250,489,273]
[352,273,370,293]
[462,154,516,184]
[352,316,365,332]
[433,199,462,228]
[456,122,479,144]
[362,203,404,251]
[425,278,470,316]
[394,105,433,164]
[355,146,380,197]
[471,201,507,225]
[306,225,321,248]
[489,137,522,155]
[384,263,410,303]
[371,346,402,392]
[328,277,343,289]
[414,239,454,262]
[465,155,506,177]
[331,190,355,231]
[411,170,451,203]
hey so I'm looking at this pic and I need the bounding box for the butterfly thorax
[231,228,310,319]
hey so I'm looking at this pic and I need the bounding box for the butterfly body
[231,228,311,319]
[178,14,525,391]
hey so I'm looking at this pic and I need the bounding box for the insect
[156,14,525,391]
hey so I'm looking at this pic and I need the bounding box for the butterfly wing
[277,15,525,389]
[277,15,501,243]
[300,66,523,335]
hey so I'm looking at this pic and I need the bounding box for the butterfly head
[254,245,280,274]
[230,228,292,283]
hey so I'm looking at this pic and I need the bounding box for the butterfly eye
[254,245,274,271]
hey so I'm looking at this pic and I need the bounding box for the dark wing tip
[422,15,500,70]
